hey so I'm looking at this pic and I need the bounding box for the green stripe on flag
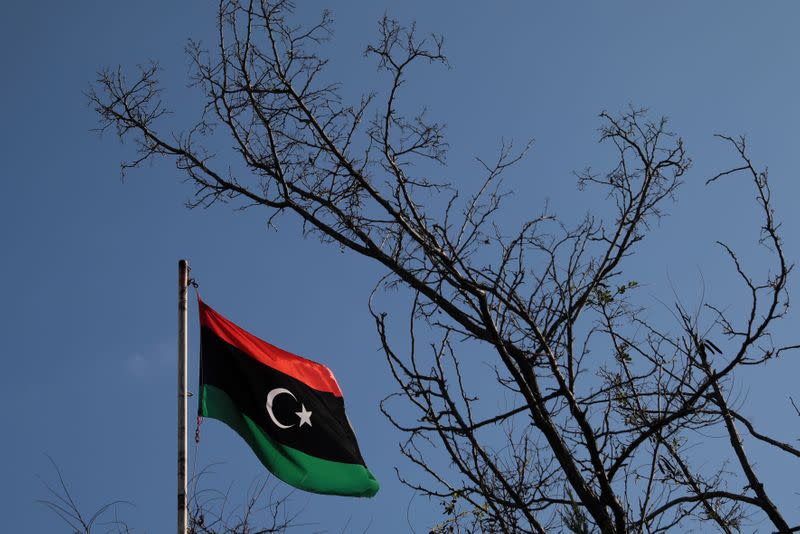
[200,384,379,497]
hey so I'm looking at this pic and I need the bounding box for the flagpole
[177,259,189,534]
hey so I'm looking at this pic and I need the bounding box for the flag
[197,298,379,497]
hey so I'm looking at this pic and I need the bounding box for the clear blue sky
[2,1,799,532]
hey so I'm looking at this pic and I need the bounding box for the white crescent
[265,388,297,429]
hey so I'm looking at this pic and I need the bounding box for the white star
[296,404,312,427]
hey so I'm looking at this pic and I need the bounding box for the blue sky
[2,1,800,532]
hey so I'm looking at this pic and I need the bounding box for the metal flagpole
[177,259,189,534]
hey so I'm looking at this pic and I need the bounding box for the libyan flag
[197,298,379,497]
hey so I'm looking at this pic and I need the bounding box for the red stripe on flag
[198,299,343,397]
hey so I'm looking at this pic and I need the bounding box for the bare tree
[187,467,302,534]
[39,456,133,534]
[40,458,300,534]
[90,1,799,532]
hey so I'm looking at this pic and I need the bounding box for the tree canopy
[91,1,800,532]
